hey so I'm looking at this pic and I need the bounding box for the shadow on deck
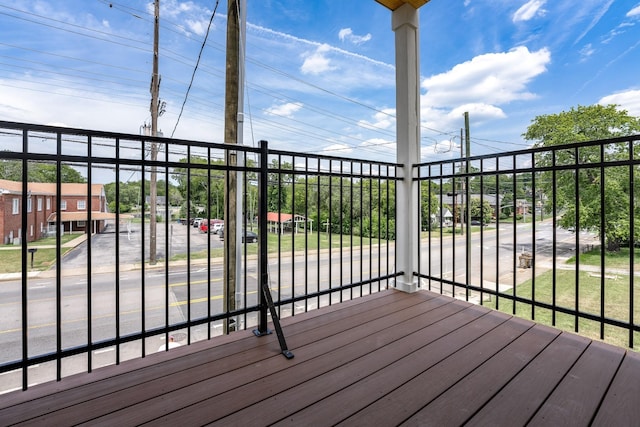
[2,289,639,426]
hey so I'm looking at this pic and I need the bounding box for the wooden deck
[2,289,639,426]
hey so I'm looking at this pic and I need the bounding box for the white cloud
[357,109,396,131]
[579,43,595,60]
[320,143,353,156]
[574,0,615,45]
[300,44,337,75]
[422,46,550,107]
[627,4,640,17]
[419,47,549,132]
[264,102,303,118]
[450,103,507,122]
[513,0,547,23]
[599,89,640,116]
[186,19,207,37]
[338,28,372,45]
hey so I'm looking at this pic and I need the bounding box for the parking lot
[60,220,225,269]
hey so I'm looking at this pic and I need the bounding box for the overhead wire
[0,2,527,159]
[170,0,221,138]
[0,5,410,157]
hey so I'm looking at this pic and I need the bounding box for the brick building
[0,179,109,244]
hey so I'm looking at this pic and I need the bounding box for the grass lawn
[484,268,639,350]
[0,233,81,274]
[567,246,640,270]
[0,247,74,273]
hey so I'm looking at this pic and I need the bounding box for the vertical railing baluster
[495,171,500,311]
[21,129,29,390]
[257,140,269,333]
[551,149,557,326]
[512,156,517,315]
[316,157,321,308]
[55,132,62,380]
[140,142,146,356]
[439,167,444,294]
[574,146,580,333]
[339,161,344,303]
[531,156,536,321]
[479,159,484,304]
[115,137,121,364]
[629,139,635,348]
[600,143,606,340]
[87,136,93,372]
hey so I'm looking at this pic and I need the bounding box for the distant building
[437,193,504,219]
[0,179,109,244]
[265,212,313,234]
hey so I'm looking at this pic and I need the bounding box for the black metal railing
[0,121,399,392]
[417,134,640,350]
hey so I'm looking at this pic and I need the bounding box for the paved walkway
[0,234,88,250]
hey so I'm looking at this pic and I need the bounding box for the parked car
[219,229,258,243]
[192,217,203,228]
[199,220,224,234]
[244,230,258,243]
[199,220,210,233]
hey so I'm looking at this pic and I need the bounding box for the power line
[171,0,220,138]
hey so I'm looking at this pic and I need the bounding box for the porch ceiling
[375,0,430,11]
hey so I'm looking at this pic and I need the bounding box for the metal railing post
[253,140,293,359]
[256,140,269,333]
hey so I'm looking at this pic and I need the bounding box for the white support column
[391,3,421,293]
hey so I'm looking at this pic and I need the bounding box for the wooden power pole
[224,0,240,332]
[149,0,160,265]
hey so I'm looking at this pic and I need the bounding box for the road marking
[95,348,114,354]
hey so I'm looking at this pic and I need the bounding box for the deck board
[404,324,561,426]
[1,289,638,427]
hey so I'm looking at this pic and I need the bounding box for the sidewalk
[0,233,88,251]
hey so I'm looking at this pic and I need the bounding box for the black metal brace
[253,272,294,359]
[253,140,293,359]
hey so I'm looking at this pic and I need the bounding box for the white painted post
[391,3,420,293]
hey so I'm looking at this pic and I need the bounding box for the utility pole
[224,0,241,332]
[464,111,471,299]
[149,0,160,265]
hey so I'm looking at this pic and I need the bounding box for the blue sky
[1,0,639,163]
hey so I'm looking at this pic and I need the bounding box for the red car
[199,219,224,234]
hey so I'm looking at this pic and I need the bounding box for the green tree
[420,180,440,231]
[172,157,225,219]
[0,160,86,183]
[267,159,293,214]
[467,198,493,224]
[523,104,640,251]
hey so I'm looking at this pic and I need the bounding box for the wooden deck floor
[2,289,640,426]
